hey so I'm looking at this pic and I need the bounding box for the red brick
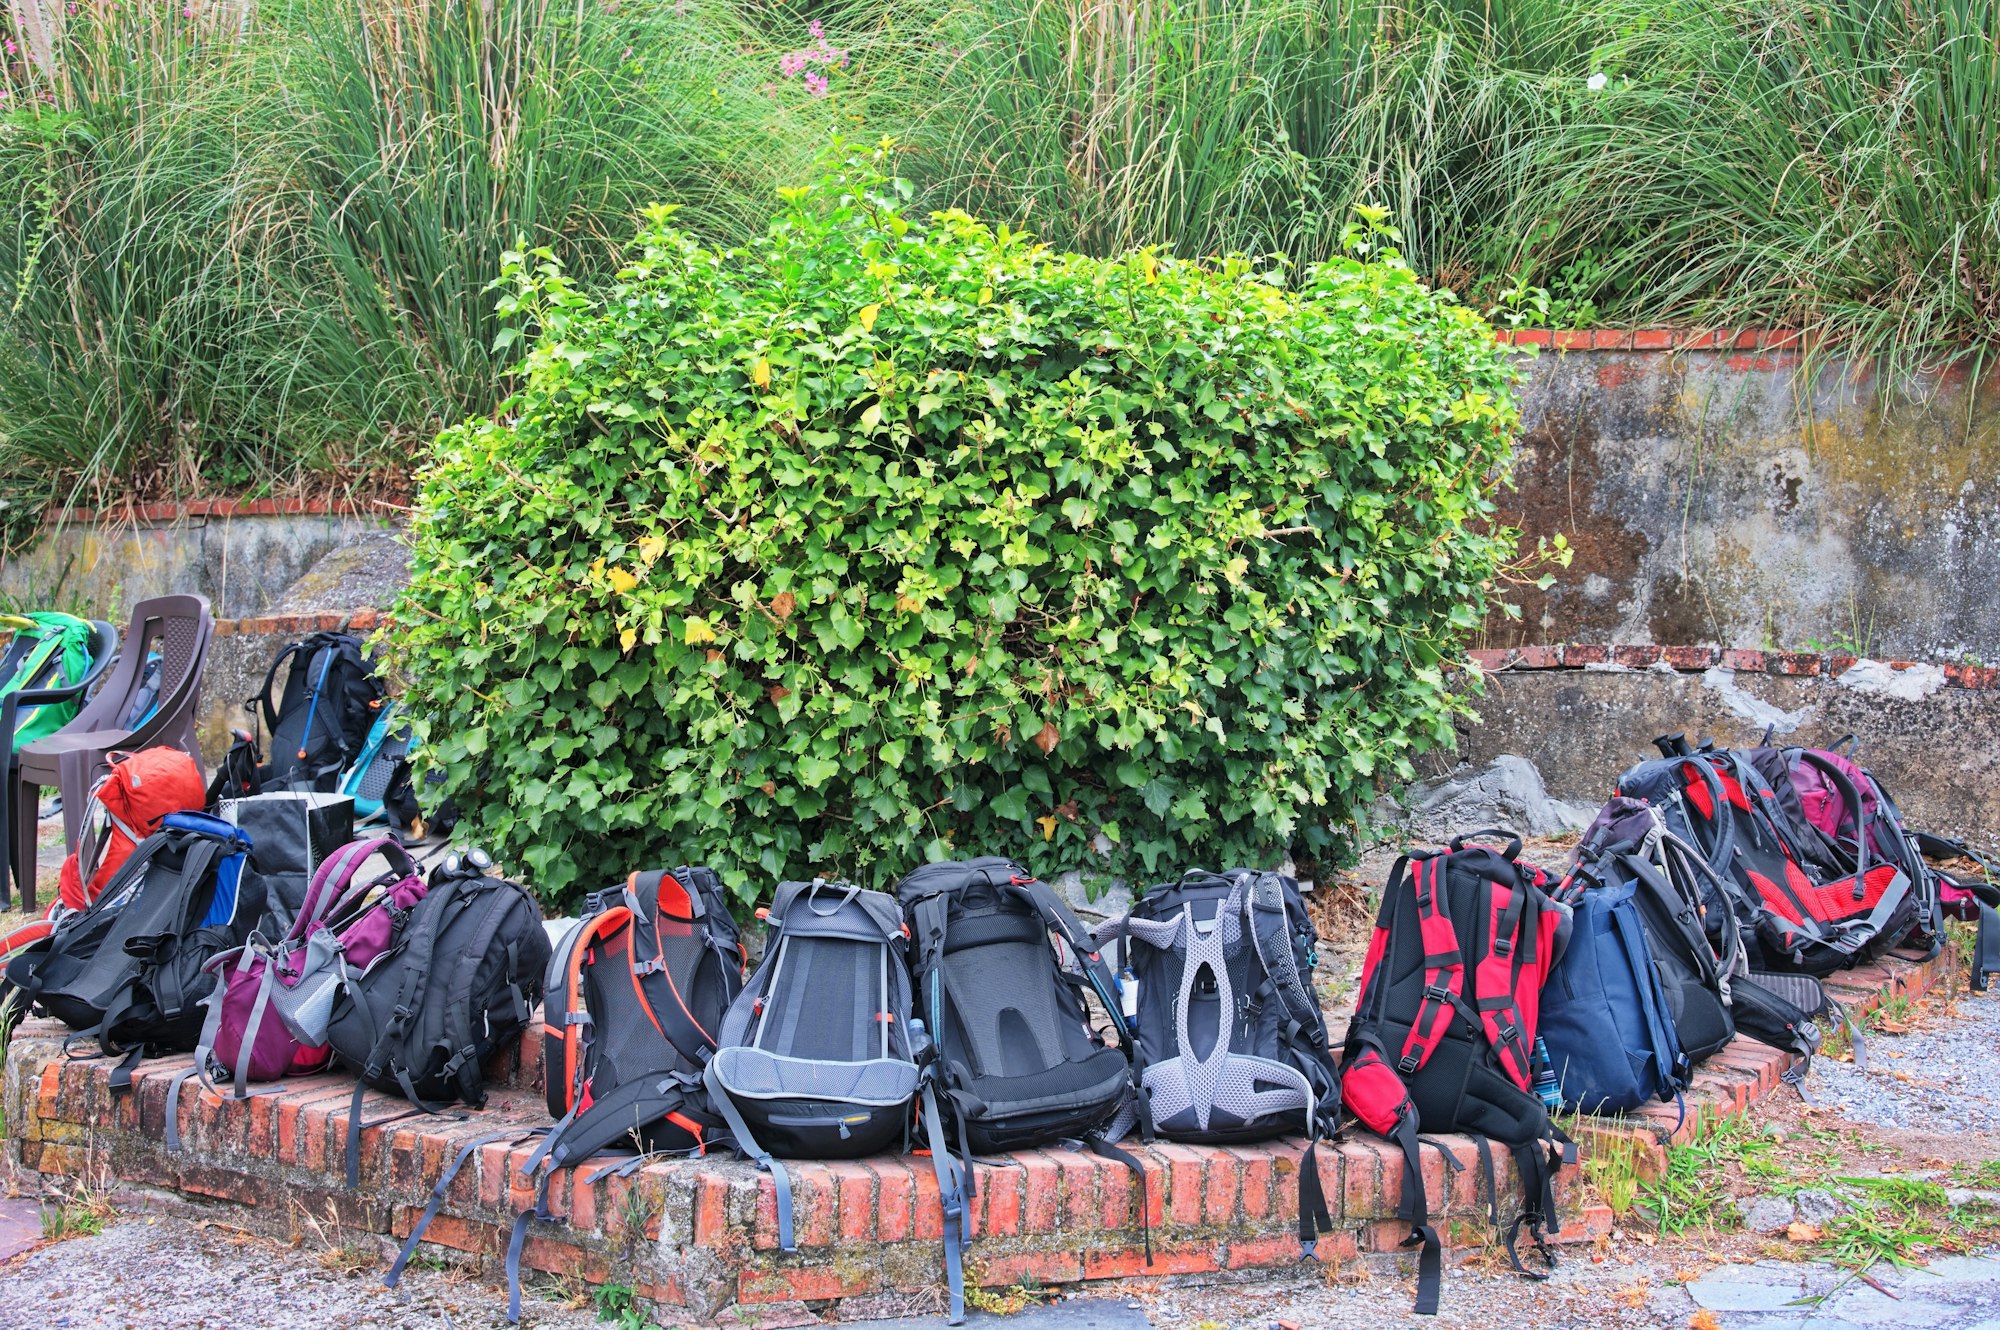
[1767,651,1822,676]
[977,1161,1022,1238]
[1507,330,1553,348]
[568,1167,600,1234]
[693,1172,731,1247]
[1631,329,1675,350]
[179,1162,268,1206]
[1016,1150,1061,1233]
[36,1063,61,1126]
[1719,648,1766,672]
[1946,662,2000,690]
[1826,653,1858,676]
[1085,1242,1220,1279]
[1662,645,1720,670]
[791,1162,838,1247]
[1561,644,1610,667]
[1049,1146,1099,1229]
[1339,1138,1386,1223]
[1203,1147,1240,1226]
[348,608,381,632]
[911,1157,944,1242]
[1551,331,1591,351]
[868,1157,917,1244]
[1235,1144,1275,1221]
[1469,648,1511,672]
[520,1235,610,1283]
[1156,1143,1207,1227]
[830,1159,876,1244]
[1514,645,1562,669]
[406,1211,506,1256]
[1613,644,1663,669]
[738,1265,880,1305]
[975,1251,1085,1287]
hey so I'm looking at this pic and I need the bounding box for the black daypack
[898,857,1140,1323]
[1094,869,1343,1255]
[1338,833,1575,1315]
[4,814,260,1083]
[325,851,549,1189]
[703,881,922,1252]
[253,632,385,793]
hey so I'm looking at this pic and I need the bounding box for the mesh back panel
[944,941,1067,1079]
[355,749,399,801]
[761,937,876,1063]
[161,616,200,694]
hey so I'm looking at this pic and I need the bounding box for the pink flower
[807,19,824,38]
[181,4,193,15]
[802,70,827,96]
[4,38,16,54]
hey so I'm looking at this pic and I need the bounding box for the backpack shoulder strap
[1395,854,1465,1077]
[1011,876,1128,1038]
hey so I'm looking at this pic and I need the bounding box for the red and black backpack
[1338,832,1574,1316]
[1617,736,1919,976]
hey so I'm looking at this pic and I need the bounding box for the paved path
[845,1302,1148,1330]
[1683,1254,2000,1329]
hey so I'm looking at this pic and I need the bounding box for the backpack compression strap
[700,1060,796,1253]
[918,1077,969,1326]
[1397,856,1465,1077]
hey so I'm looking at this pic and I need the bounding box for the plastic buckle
[1398,1052,1421,1075]
[1422,983,1451,1004]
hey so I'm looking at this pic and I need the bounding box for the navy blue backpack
[1540,858,1688,1115]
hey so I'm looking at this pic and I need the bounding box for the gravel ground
[1808,963,2000,1131]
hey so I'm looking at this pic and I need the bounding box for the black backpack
[3,814,261,1084]
[1338,834,1575,1315]
[1094,869,1343,1255]
[703,880,921,1251]
[253,632,385,792]
[898,858,1140,1323]
[324,851,549,1189]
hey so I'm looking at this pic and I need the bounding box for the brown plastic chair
[3,594,213,912]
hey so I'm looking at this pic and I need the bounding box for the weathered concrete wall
[0,505,394,619]
[1493,338,2000,660]
[1457,657,2000,842]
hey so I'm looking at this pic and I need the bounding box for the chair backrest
[67,595,213,746]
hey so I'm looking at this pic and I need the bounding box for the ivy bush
[390,149,1520,906]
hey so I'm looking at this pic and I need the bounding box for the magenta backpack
[165,837,427,1147]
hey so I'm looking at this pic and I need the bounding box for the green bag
[1,612,94,751]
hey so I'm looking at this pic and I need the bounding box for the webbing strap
[702,1061,795,1252]
[387,1128,525,1287]
[505,1166,556,1324]
[1391,1114,1441,1315]
[1397,858,1464,1076]
[1296,1137,1334,1258]
[920,1082,968,1326]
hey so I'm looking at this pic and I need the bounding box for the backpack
[252,632,385,792]
[179,837,426,1128]
[1541,857,1689,1114]
[1911,832,2000,992]
[1338,832,1574,1315]
[703,880,920,1254]
[898,857,1140,1323]
[1618,737,1917,975]
[1093,869,1343,1253]
[324,850,549,1187]
[3,813,260,1084]
[340,702,422,831]
[495,866,740,1320]
[58,746,207,914]
[1,611,93,750]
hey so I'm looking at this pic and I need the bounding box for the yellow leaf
[1690,1311,1723,1330]
[589,558,606,579]
[895,594,924,613]
[1222,555,1249,585]
[977,286,993,305]
[607,566,639,594]
[1036,814,1058,842]
[750,357,771,388]
[858,303,880,331]
[1139,250,1158,283]
[684,616,717,645]
[619,627,638,652]
[636,536,667,565]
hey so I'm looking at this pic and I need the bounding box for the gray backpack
[702,880,923,1250]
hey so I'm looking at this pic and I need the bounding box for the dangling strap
[1296,1136,1335,1258]
[505,1164,558,1324]
[1390,1113,1440,1315]
[701,1061,794,1252]
[1501,1141,1560,1281]
[387,1128,526,1286]
[1084,1132,1151,1266]
[107,1045,145,1091]
[920,1081,968,1326]
[1476,1136,1501,1227]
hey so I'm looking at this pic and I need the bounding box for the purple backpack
[167,837,427,1143]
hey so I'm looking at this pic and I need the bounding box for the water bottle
[1532,1036,1564,1114]
[1118,965,1141,1026]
